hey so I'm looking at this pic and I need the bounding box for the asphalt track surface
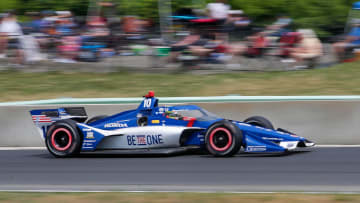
[1,147,360,193]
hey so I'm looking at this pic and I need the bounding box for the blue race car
[30,91,314,157]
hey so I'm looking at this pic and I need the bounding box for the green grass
[0,192,360,203]
[0,62,360,102]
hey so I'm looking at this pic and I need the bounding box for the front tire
[205,120,243,157]
[46,119,82,158]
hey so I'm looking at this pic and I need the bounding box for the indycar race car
[30,91,314,157]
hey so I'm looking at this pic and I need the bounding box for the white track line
[0,145,359,150]
[0,147,46,150]
[316,145,360,148]
[0,189,360,194]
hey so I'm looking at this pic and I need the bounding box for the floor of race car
[0,147,359,193]
[88,146,202,156]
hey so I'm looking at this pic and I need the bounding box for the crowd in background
[0,0,359,69]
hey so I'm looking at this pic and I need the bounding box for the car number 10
[144,99,152,108]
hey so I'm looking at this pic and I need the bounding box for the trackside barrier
[2,95,360,106]
[0,96,359,146]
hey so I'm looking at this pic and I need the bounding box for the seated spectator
[87,16,109,37]
[275,32,302,57]
[167,26,210,62]
[55,35,81,63]
[245,32,269,57]
[333,21,360,61]
[226,11,251,40]
[290,29,323,66]
[23,12,42,34]
[266,14,293,37]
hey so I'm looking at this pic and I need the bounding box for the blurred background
[0,0,360,71]
[0,0,360,102]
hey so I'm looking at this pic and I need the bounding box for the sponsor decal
[59,110,67,115]
[32,115,52,123]
[151,120,160,124]
[286,143,295,148]
[262,137,283,141]
[86,131,95,139]
[84,140,96,143]
[157,108,169,115]
[83,142,94,147]
[127,135,164,146]
[246,146,267,152]
[104,123,128,128]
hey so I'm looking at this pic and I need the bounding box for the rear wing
[30,107,88,139]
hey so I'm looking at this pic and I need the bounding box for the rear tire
[86,115,108,124]
[205,120,243,157]
[46,119,82,158]
[244,116,274,129]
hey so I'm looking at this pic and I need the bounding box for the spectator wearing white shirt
[0,14,5,58]
[206,0,231,41]
[0,11,24,64]
[206,0,230,20]
[0,14,23,37]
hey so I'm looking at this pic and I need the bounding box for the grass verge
[0,192,360,203]
[0,62,359,102]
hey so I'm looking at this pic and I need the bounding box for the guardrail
[2,95,360,106]
[0,96,359,147]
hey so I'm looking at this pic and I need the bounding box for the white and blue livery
[30,91,314,157]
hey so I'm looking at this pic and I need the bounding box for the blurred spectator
[87,16,110,37]
[55,35,81,63]
[168,26,209,62]
[245,32,269,57]
[266,14,293,37]
[206,0,230,21]
[333,20,360,61]
[25,12,43,33]
[0,13,5,58]
[54,11,76,37]
[232,14,251,28]
[290,29,323,66]
[41,10,58,31]
[0,11,24,64]
[228,11,251,38]
[206,0,231,41]
[22,31,45,63]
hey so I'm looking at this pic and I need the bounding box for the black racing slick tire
[244,116,274,130]
[46,119,82,158]
[86,115,108,124]
[205,120,243,157]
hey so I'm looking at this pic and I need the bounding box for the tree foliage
[230,0,355,37]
